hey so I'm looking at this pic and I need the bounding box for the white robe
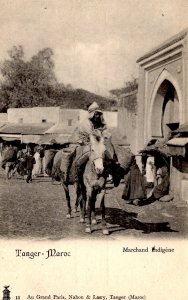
[145,156,155,183]
[32,152,41,176]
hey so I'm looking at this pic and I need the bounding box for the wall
[118,108,137,152]
[7,107,118,129]
[136,30,188,152]
[8,108,33,123]
[103,111,118,128]
[31,107,59,124]
[59,108,80,131]
[8,107,59,124]
[170,156,188,200]
[136,29,188,201]
[117,91,137,153]
[79,110,89,123]
[0,113,8,124]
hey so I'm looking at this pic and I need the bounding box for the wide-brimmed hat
[88,101,102,118]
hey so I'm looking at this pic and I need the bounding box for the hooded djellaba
[122,154,146,205]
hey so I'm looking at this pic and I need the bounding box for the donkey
[83,132,110,234]
[57,129,110,234]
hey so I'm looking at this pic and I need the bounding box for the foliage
[0,46,58,110]
[0,46,116,112]
[109,78,138,113]
[59,88,117,110]
[120,92,137,113]
[109,78,138,98]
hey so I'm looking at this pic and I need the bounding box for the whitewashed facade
[7,107,117,129]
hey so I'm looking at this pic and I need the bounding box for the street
[0,169,187,240]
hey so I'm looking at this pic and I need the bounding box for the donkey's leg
[73,166,83,213]
[85,186,93,233]
[75,175,87,223]
[73,184,79,213]
[61,182,72,218]
[80,181,87,223]
[75,182,85,223]
[73,179,81,213]
[100,189,109,235]
[91,193,97,225]
[91,211,97,225]
[73,200,78,213]
[5,164,9,180]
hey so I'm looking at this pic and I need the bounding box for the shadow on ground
[94,207,178,235]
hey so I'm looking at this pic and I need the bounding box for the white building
[7,107,59,124]
[0,106,118,145]
[7,107,117,129]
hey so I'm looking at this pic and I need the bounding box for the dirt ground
[0,169,188,240]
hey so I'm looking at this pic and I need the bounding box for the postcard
[0,1,188,300]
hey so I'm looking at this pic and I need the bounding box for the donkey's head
[89,129,106,175]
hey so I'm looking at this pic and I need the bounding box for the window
[68,119,72,126]
[42,119,46,123]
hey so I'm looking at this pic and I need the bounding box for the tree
[0,45,116,112]
[109,77,138,98]
[0,46,57,110]
[109,77,138,113]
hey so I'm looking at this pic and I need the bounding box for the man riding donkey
[58,101,122,188]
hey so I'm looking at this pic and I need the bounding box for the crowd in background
[0,143,46,183]
[0,102,170,203]
[0,141,170,205]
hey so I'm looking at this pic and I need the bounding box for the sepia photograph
[0,0,188,299]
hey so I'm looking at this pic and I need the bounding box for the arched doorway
[151,79,179,139]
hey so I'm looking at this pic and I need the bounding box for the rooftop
[0,123,53,135]
[38,133,71,144]
[45,123,74,134]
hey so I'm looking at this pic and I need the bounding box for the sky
[0,0,188,96]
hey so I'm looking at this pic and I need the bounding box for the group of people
[0,101,170,203]
[1,145,43,183]
[121,154,170,206]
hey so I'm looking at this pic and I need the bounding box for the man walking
[25,149,36,183]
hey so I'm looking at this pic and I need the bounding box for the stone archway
[148,69,182,139]
[136,30,188,200]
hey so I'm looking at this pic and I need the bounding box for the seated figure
[61,101,118,183]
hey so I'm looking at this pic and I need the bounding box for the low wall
[170,156,188,201]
